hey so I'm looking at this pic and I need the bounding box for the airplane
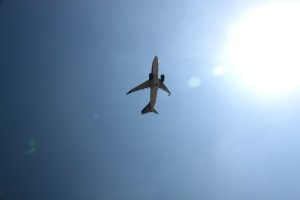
[126,56,171,114]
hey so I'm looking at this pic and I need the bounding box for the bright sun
[227,3,300,97]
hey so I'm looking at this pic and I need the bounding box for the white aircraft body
[127,56,171,114]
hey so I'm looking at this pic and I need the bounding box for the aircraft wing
[159,81,171,96]
[126,80,150,94]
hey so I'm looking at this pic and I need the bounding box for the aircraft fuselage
[149,56,160,112]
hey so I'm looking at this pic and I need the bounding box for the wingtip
[126,91,131,95]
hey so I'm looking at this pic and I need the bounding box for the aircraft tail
[141,102,159,115]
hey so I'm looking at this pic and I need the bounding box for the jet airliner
[126,56,171,114]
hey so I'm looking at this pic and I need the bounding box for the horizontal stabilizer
[141,102,159,115]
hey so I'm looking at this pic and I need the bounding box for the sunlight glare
[227,3,300,97]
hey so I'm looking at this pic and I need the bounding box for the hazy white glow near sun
[228,3,300,97]
[214,65,226,76]
[189,76,201,88]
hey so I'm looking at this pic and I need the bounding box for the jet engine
[149,73,153,80]
[160,74,165,83]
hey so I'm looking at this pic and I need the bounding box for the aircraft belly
[150,86,158,110]
[152,65,158,77]
[151,58,159,77]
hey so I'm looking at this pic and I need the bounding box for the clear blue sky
[1,0,300,200]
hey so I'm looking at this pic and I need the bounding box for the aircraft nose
[154,56,158,61]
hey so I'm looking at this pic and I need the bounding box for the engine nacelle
[160,74,165,83]
[149,73,153,80]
